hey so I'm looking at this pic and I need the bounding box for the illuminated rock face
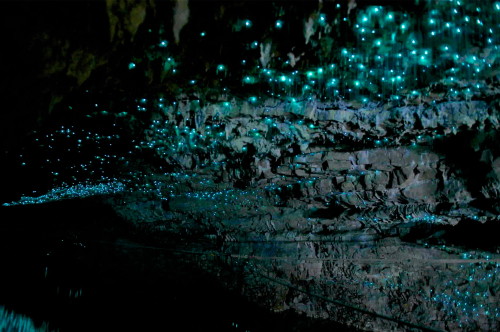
[2,0,500,331]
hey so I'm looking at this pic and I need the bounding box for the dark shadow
[399,218,500,253]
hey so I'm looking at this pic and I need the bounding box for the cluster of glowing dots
[417,253,500,327]
[125,0,500,107]
[7,115,177,206]
[181,0,500,105]
[3,182,127,206]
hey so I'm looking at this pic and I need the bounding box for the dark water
[0,200,358,332]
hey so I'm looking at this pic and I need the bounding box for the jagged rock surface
[101,96,500,331]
